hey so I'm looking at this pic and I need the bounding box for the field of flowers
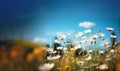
[40,27,120,71]
[0,27,120,71]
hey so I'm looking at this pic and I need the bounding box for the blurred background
[0,0,120,71]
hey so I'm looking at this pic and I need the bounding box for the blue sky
[0,0,120,44]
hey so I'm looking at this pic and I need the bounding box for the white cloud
[79,21,95,28]
[34,37,46,43]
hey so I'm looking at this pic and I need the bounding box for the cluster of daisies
[38,27,119,71]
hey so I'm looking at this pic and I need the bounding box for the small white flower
[47,55,61,60]
[38,63,54,71]
[60,35,66,40]
[74,45,81,50]
[47,56,53,60]
[77,61,84,65]
[85,55,92,61]
[52,51,57,54]
[54,39,60,43]
[57,47,63,50]
[111,35,117,38]
[87,50,93,54]
[97,33,105,38]
[46,48,54,53]
[92,35,98,40]
[76,32,84,38]
[97,64,109,70]
[110,49,115,53]
[106,27,114,31]
[98,50,105,54]
[52,55,61,60]
[84,29,91,34]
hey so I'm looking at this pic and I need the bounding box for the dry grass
[0,40,47,71]
[0,40,120,71]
